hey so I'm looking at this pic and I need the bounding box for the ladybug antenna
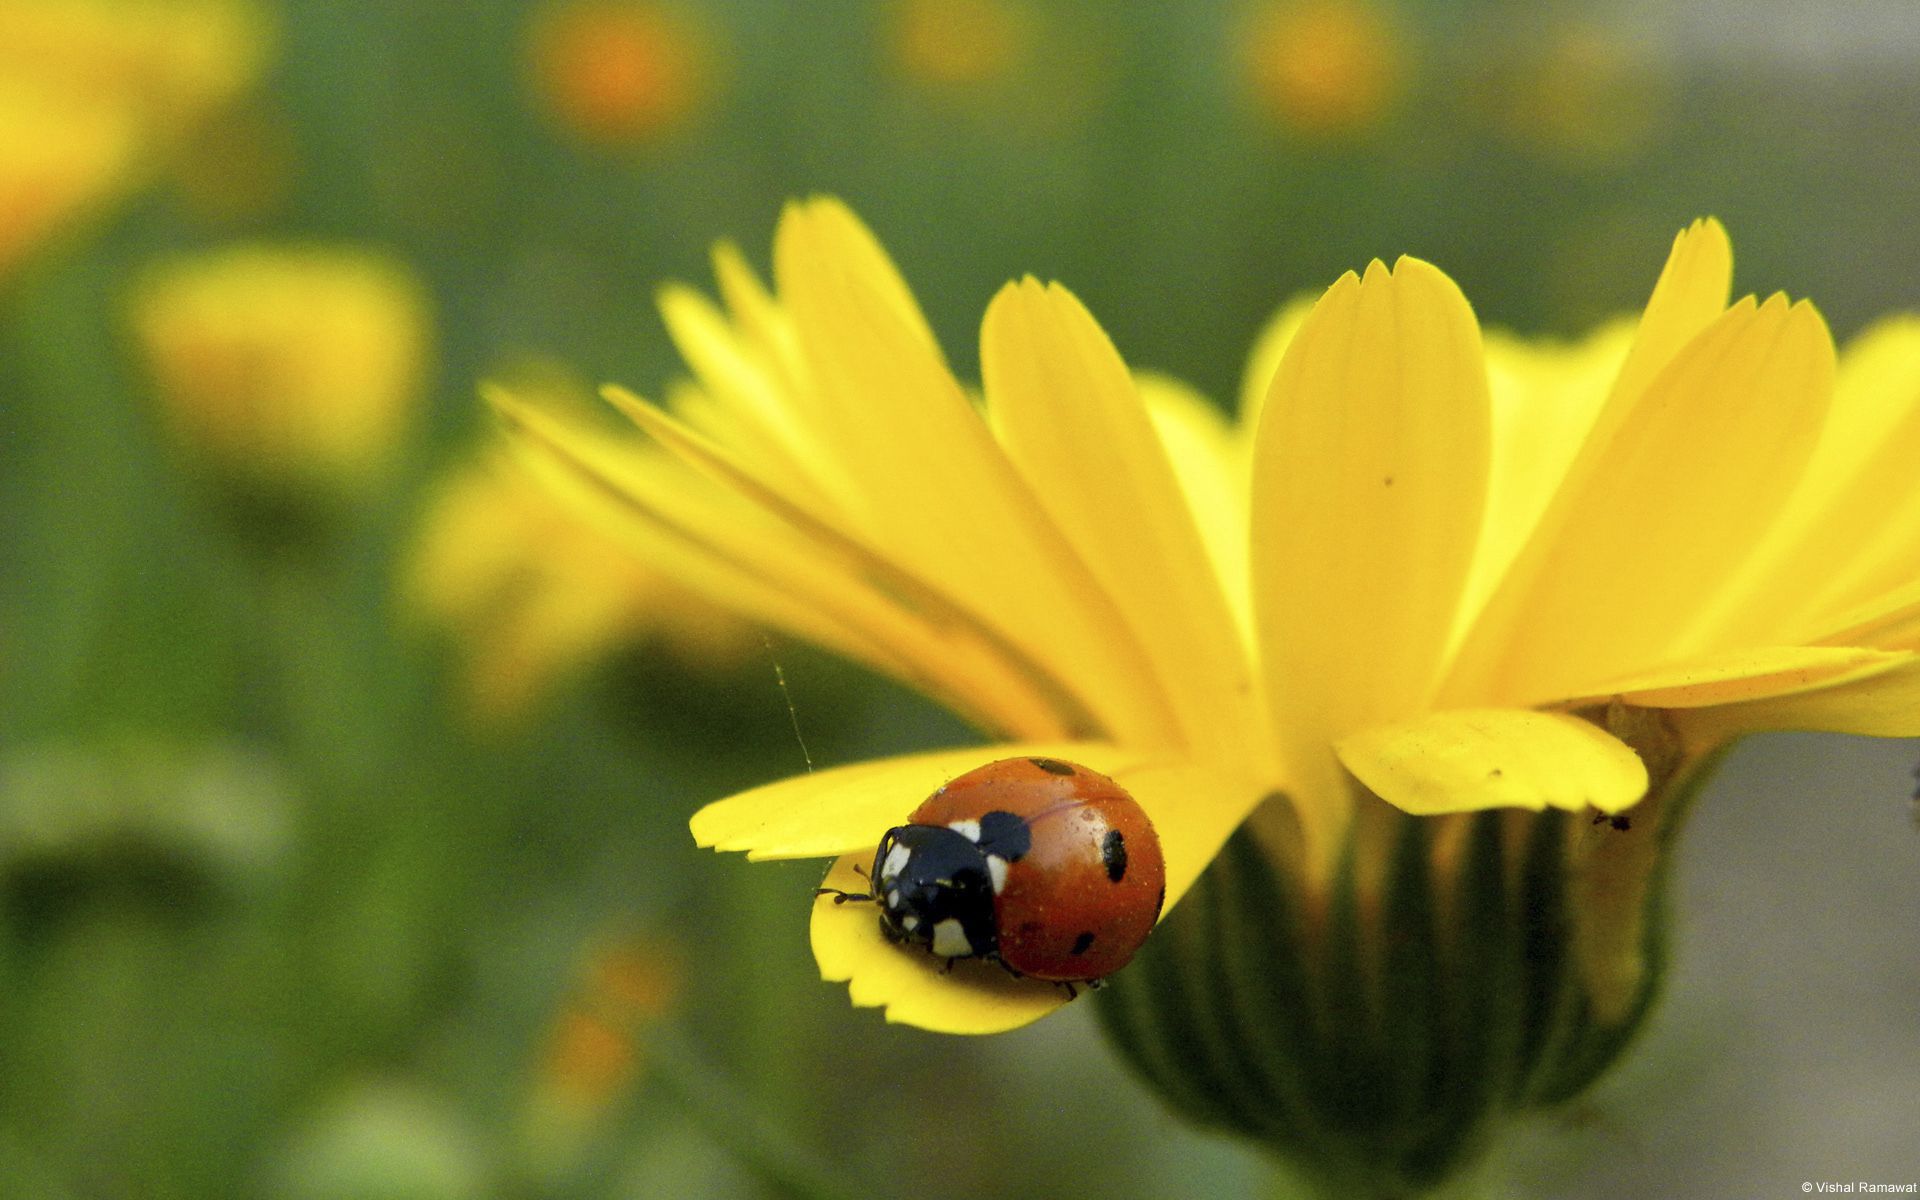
[814,886,873,905]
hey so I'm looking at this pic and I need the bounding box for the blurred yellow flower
[130,244,431,499]
[526,1,714,146]
[501,200,1920,1047]
[884,0,1105,132]
[0,81,139,282]
[889,0,1030,89]
[405,443,759,723]
[1241,0,1405,138]
[1477,19,1667,166]
[0,0,269,279]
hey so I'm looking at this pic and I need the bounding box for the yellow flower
[0,0,269,279]
[499,201,1920,1046]
[130,244,431,500]
[525,1,714,147]
[404,439,760,722]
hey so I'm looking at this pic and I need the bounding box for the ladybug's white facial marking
[880,841,913,884]
[948,818,982,842]
[986,854,1010,894]
[931,918,975,958]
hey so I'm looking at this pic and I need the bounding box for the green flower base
[1096,734,1711,1198]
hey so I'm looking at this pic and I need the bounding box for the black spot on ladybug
[1070,931,1096,956]
[976,810,1031,861]
[1028,757,1077,776]
[1101,829,1127,882]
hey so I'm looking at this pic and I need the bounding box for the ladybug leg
[1055,981,1079,1001]
[813,887,873,905]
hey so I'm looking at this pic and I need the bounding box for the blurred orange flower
[528,933,682,1139]
[527,1,715,146]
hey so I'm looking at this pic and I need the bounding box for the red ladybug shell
[910,756,1165,982]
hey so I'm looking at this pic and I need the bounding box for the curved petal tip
[1336,708,1649,816]
[811,853,1070,1034]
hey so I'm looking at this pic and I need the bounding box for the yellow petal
[710,239,785,350]
[1795,316,1920,532]
[490,385,855,650]
[779,196,944,357]
[1136,371,1253,648]
[796,754,1272,1032]
[1575,645,1914,709]
[1461,321,1632,645]
[655,283,829,504]
[983,278,1261,767]
[1336,709,1649,816]
[603,385,1120,737]
[1235,295,1316,433]
[497,385,1088,739]
[1447,294,1836,707]
[1250,258,1492,844]
[1811,577,1920,651]
[769,199,1184,750]
[1600,218,1733,437]
[1672,658,1920,742]
[1688,315,1920,641]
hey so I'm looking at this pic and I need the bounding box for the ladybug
[819,756,1165,990]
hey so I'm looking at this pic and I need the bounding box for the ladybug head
[870,823,999,961]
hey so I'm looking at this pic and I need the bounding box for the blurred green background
[2,1,1917,1197]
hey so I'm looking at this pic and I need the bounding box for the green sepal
[1093,739,1710,1198]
